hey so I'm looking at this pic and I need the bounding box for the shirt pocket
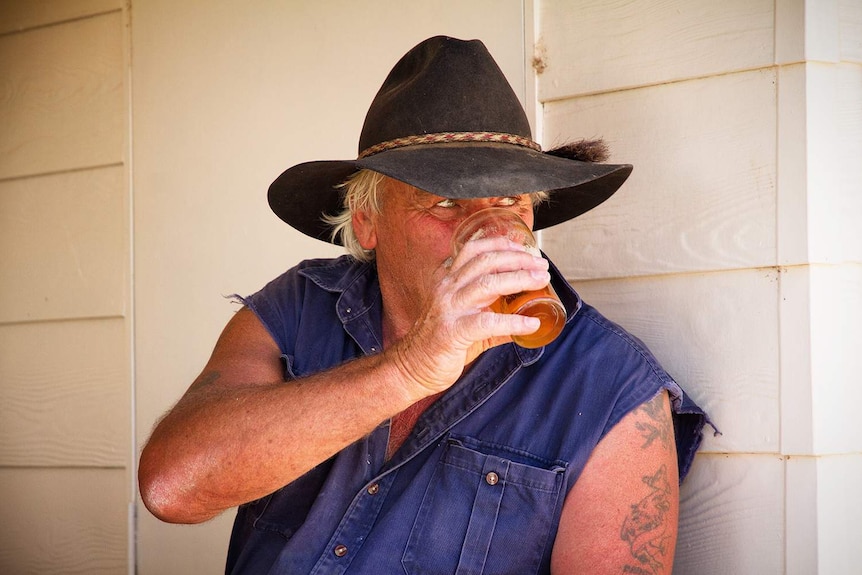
[402,436,566,575]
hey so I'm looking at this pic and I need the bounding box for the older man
[139,36,709,574]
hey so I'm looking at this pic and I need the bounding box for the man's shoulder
[296,255,375,292]
[568,302,671,381]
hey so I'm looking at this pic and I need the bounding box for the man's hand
[387,235,551,398]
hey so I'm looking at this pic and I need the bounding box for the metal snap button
[367,482,380,495]
[334,544,348,557]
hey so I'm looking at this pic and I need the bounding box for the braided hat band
[358,131,542,159]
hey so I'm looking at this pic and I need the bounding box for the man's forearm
[139,344,418,524]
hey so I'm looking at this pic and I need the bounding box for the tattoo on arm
[190,371,221,391]
[634,393,672,450]
[620,464,673,575]
[618,393,676,574]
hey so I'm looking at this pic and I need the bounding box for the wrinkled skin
[353,177,548,392]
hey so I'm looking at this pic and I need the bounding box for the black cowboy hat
[268,35,632,244]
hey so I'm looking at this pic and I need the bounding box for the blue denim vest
[226,255,708,575]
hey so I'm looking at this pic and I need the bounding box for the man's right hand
[387,235,551,399]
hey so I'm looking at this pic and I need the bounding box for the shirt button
[334,544,348,557]
[367,482,380,495]
[485,471,499,486]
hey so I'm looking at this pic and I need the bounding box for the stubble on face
[359,176,537,342]
[369,181,453,339]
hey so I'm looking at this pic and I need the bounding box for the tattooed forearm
[620,464,673,574]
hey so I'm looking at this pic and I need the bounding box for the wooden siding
[0,2,131,573]
[676,453,785,573]
[537,0,774,100]
[0,468,129,574]
[542,68,778,278]
[538,0,862,573]
[0,11,125,179]
[0,318,129,467]
[0,0,123,35]
[570,269,779,456]
[0,167,126,323]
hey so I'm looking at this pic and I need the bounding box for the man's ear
[352,210,378,250]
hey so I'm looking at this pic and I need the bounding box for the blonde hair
[322,170,385,262]
[323,169,549,262]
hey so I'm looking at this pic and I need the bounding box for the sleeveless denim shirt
[226,255,709,575]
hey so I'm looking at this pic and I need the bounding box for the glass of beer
[451,208,566,348]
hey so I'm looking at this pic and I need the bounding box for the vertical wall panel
[806,62,862,264]
[817,454,862,574]
[776,63,809,266]
[810,264,862,454]
[779,265,815,455]
[842,0,862,62]
[784,456,818,575]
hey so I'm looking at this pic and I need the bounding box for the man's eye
[496,197,519,207]
[435,198,457,208]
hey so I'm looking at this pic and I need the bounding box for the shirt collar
[299,253,582,357]
[544,252,583,321]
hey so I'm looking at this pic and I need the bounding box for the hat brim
[268,142,632,244]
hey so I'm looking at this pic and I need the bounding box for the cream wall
[537,0,862,573]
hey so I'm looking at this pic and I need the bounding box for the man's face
[353,176,535,326]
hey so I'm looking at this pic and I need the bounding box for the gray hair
[321,170,385,262]
[323,169,549,262]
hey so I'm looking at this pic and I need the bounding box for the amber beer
[452,208,566,348]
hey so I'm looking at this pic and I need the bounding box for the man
[139,36,709,574]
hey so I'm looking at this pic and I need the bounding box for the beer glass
[451,208,566,348]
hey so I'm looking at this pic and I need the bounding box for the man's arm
[139,240,551,524]
[551,390,679,575]
[138,307,423,524]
